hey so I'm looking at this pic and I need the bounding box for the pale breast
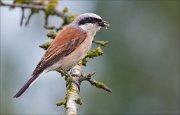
[57,36,93,70]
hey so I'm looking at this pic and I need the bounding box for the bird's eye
[88,17,93,21]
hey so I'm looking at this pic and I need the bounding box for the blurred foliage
[85,1,180,114]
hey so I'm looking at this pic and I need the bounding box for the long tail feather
[13,72,42,98]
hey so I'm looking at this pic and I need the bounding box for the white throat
[80,23,100,36]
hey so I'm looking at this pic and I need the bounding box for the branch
[81,47,103,66]
[56,64,112,115]
[80,73,112,93]
[66,65,82,114]
[0,1,75,28]
[56,65,83,115]
[93,40,109,47]
[0,1,44,10]
[39,41,52,50]
[47,31,57,39]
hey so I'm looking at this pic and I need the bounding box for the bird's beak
[98,20,110,29]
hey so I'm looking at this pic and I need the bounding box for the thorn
[20,8,25,26]
[25,12,33,26]
[87,72,96,79]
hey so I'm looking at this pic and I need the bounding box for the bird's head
[71,13,110,35]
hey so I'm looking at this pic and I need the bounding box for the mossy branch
[80,47,103,66]
[56,64,112,115]
[93,40,109,47]
[39,42,51,50]
[80,73,112,93]
[47,31,57,39]
[56,65,83,115]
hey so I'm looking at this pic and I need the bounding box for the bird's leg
[57,67,80,90]
[57,67,71,78]
[57,67,73,88]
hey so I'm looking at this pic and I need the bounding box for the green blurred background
[1,0,179,114]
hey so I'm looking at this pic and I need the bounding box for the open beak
[98,20,110,29]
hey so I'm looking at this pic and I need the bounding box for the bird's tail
[13,71,45,98]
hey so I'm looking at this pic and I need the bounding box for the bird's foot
[57,67,80,91]
[57,68,71,78]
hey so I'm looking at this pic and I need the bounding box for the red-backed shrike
[14,13,110,98]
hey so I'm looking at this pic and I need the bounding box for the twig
[87,79,112,93]
[20,8,25,26]
[47,31,57,39]
[81,47,103,66]
[25,11,33,26]
[0,1,73,28]
[0,2,44,10]
[39,42,51,50]
[80,73,112,93]
[93,40,109,47]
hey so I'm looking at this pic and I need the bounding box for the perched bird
[14,13,110,98]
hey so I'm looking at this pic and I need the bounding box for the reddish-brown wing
[32,26,87,76]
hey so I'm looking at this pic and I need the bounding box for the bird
[13,13,110,98]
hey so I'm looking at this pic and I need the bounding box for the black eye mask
[78,17,102,25]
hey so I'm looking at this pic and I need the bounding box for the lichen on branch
[80,47,103,66]
[56,65,83,115]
